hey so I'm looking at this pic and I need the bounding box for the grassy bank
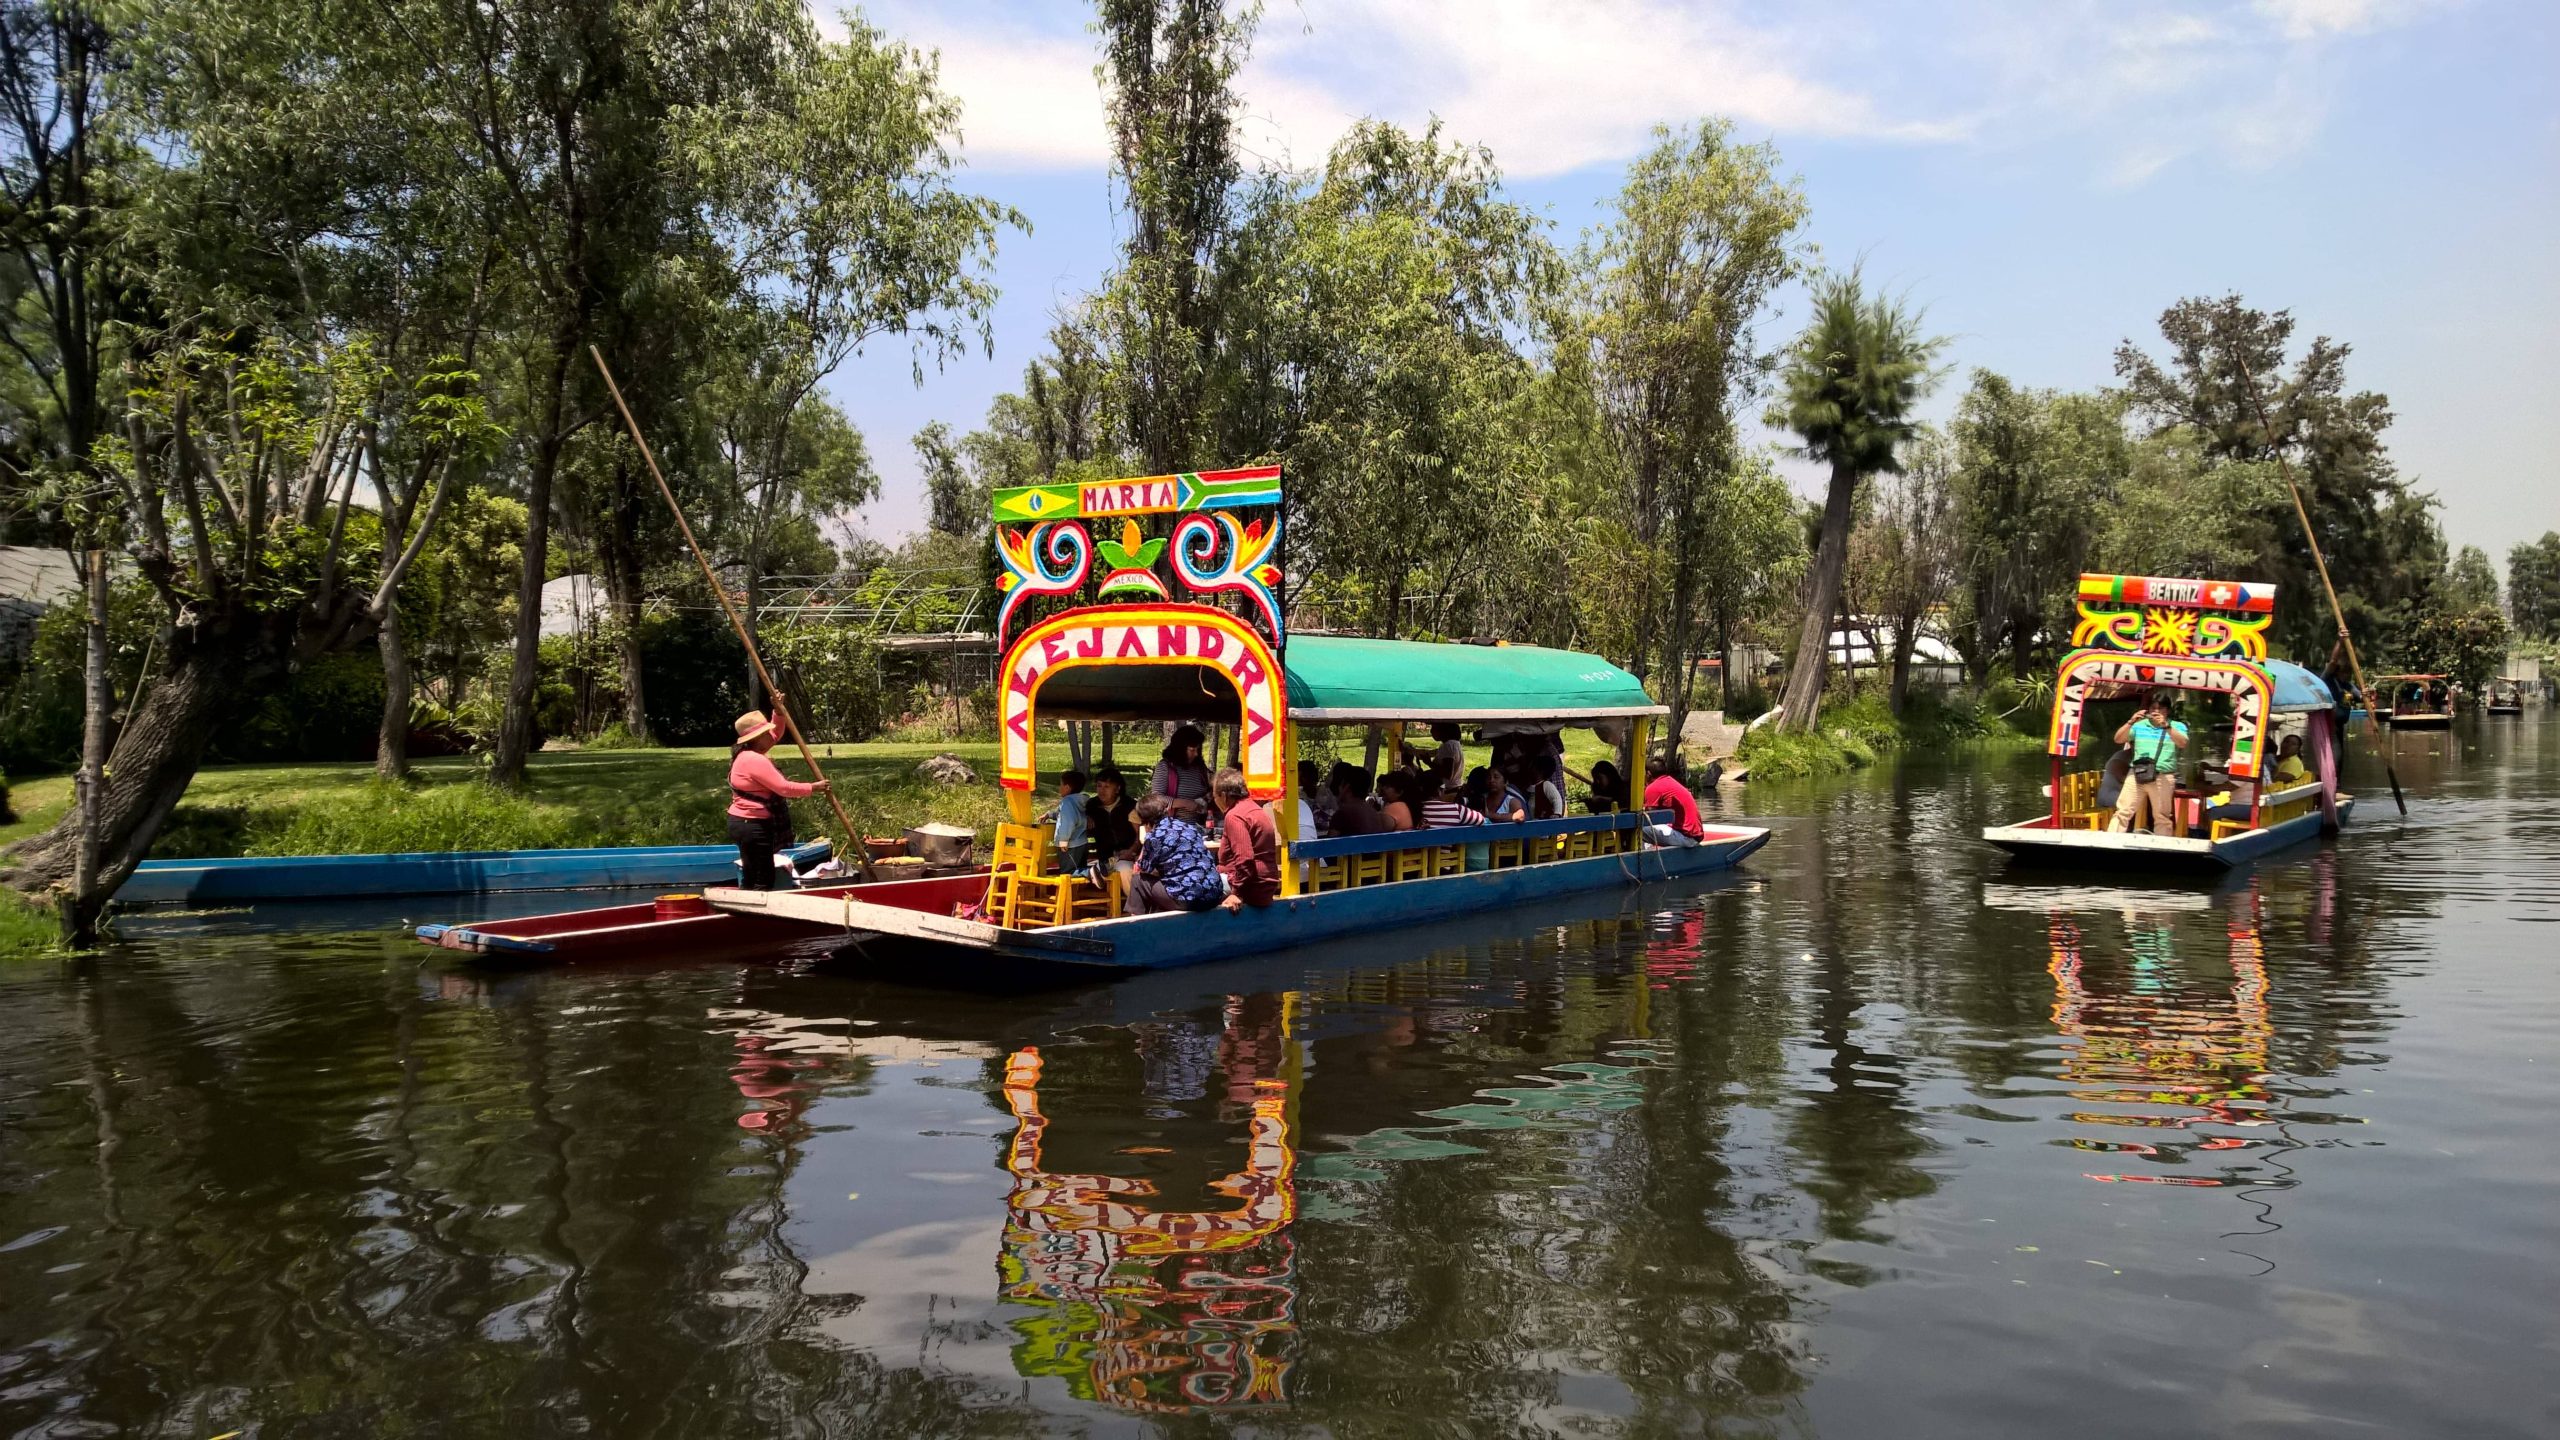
[0,741,1012,862]
[1735,690,2041,781]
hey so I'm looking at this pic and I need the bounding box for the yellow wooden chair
[980,823,1052,928]
[1488,837,1526,869]
[1348,851,1391,887]
[1388,845,1434,883]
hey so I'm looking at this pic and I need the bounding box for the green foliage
[580,722,657,751]
[1735,685,2029,779]
[0,891,60,960]
[2397,602,2508,694]
[210,651,388,763]
[0,581,156,775]
[1776,270,1944,480]
[2507,533,2560,641]
[2114,296,2425,661]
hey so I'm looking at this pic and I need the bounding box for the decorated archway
[998,602,1287,799]
[2049,650,2274,778]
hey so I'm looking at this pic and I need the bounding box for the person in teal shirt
[2107,689,2188,835]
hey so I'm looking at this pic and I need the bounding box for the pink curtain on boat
[2307,710,2340,830]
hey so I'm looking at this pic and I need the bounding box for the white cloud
[2255,0,2433,39]
[858,0,2452,185]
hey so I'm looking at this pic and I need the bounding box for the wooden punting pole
[2235,353,2405,816]
[590,348,882,880]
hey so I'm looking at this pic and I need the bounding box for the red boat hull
[416,870,990,963]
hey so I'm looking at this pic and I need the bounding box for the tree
[915,421,977,537]
[1857,427,1958,713]
[1771,271,1944,732]
[680,15,1016,707]
[1946,374,2135,680]
[1094,0,1252,472]
[2444,544,2500,613]
[2509,532,2560,641]
[1580,120,1808,739]
[2115,296,2418,661]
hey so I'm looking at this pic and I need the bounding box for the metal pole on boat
[2235,354,2406,817]
[589,348,882,881]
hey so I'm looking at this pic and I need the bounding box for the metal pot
[904,823,976,867]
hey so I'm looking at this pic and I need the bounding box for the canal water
[2,719,2553,1438]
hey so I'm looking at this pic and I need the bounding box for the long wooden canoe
[126,839,836,905]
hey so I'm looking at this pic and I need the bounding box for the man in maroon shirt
[1210,768,1280,910]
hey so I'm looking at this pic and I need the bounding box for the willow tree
[1772,271,1942,732]
[1582,120,1807,739]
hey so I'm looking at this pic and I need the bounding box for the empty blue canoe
[118,839,834,906]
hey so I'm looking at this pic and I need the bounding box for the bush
[640,609,749,746]
[0,767,12,825]
[211,649,388,763]
[581,721,656,750]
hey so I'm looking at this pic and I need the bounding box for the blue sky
[820,0,2558,573]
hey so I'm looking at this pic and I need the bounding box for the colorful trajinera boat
[704,464,1767,970]
[1983,573,2353,871]
[2373,673,2454,729]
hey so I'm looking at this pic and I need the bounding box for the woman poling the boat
[727,706,829,891]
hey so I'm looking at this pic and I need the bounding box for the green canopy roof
[1283,636,1663,723]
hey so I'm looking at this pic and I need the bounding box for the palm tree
[1773,271,1943,732]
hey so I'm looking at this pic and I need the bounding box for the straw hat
[733,709,780,745]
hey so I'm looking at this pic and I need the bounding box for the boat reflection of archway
[997,995,1300,1415]
[2044,887,2276,1187]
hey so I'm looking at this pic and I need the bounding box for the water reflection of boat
[2039,889,2278,1187]
[996,998,1300,1414]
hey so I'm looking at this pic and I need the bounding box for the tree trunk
[1716,608,1734,711]
[13,624,280,915]
[69,551,110,944]
[600,475,651,738]
[490,339,576,786]
[377,607,412,780]
[1888,610,1919,717]
[1778,458,1860,733]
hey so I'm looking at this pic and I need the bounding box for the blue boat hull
[800,828,1770,971]
[118,840,833,906]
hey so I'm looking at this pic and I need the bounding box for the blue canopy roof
[2263,658,2335,713]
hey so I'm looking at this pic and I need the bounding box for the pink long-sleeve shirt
[728,749,816,820]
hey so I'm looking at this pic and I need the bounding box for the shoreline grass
[1735,691,2041,781]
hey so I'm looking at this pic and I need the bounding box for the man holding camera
[2106,689,2188,836]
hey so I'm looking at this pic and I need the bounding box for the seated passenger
[1374,772,1419,832]
[1045,768,1090,873]
[1127,793,1225,915]
[1640,754,1705,848]
[1525,754,1566,820]
[1481,766,1527,823]
[1209,768,1279,911]
[1328,763,1384,835]
[2273,734,2308,785]
[1297,758,1334,836]
[2202,763,2258,824]
[1085,768,1140,880]
[1428,722,1466,789]
[1421,779,1488,829]
[1149,725,1214,819]
[1577,759,1630,814]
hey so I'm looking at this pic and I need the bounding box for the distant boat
[2374,673,2454,729]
